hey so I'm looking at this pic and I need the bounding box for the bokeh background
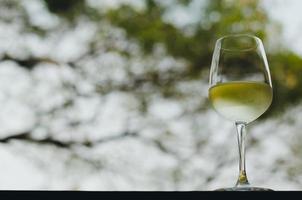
[1,0,302,190]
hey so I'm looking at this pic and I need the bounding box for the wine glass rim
[216,34,261,52]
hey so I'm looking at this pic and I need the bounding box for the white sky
[262,0,302,56]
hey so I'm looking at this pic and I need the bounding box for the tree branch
[1,54,59,69]
[0,131,138,148]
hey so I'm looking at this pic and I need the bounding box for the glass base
[215,186,273,191]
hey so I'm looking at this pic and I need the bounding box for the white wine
[209,81,273,123]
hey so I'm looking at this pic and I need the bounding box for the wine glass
[208,34,273,191]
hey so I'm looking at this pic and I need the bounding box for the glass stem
[235,122,250,187]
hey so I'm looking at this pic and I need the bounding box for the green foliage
[106,0,302,116]
[106,0,270,75]
[107,4,166,52]
[38,0,302,117]
[269,53,302,112]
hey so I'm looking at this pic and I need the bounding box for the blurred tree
[104,0,302,116]
[0,0,302,190]
[28,0,302,116]
[4,0,301,115]
[106,0,269,73]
